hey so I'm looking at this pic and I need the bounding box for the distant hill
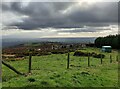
[2,37,96,48]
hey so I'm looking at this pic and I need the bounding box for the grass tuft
[28,77,35,82]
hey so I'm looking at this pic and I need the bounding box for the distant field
[2,47,118,87]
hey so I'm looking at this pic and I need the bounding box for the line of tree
[95,34,120,49]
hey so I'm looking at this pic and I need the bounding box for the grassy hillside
[2,47,118,87]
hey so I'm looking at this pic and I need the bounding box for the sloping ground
[2,47,118,87]
[0,83,2,89]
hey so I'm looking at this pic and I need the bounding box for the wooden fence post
[67,51,70,69]
[88,53,90,67]
[2,60,25,75]
[100,54,103,64]
[28,52,32,73]
[110,55,112,63]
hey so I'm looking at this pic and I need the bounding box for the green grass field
[2,47,119,87]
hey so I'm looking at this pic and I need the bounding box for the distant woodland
[95,34,120,49]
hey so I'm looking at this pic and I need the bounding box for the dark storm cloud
[2,2,118,30]
[68,3,118,23]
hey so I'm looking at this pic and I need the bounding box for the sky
[1,0,119,38]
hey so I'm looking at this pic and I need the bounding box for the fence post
[110,55,112,63]
[28,51,32,73]
[88,53,90,67]
[2,60,25,75]
[100,54,103,64]
[67,51,70,69]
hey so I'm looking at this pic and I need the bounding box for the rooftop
[102,46,112,48]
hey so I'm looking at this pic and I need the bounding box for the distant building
[37,48,41,51]
[52,45,59,50]
[102,46,112,53]
[81,44,86,48]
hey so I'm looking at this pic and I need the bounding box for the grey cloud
[2,2,118,30]
[68,3,118,23]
